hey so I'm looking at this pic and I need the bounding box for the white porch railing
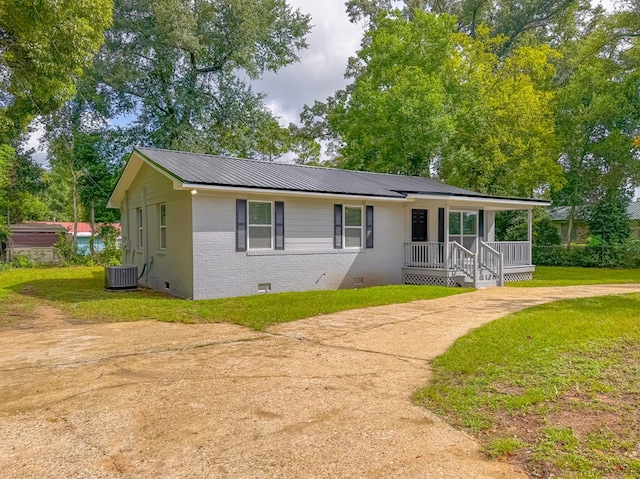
[484,241,531,267]
[404,241,529,274]
[450,242,476,283]
[479,241,504,286]
[404,242,444,268]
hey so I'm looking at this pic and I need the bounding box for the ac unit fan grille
[105,265,138,290]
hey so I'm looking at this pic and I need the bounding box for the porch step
[456,274,500,288]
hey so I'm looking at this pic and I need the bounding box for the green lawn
[415,293,640,478]
[0,266,468,330]
[510,266,640,287]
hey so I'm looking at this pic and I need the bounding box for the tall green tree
[91,0,310,157]
[345,0,584,53]
[321,11,563,197]
[552,5,640,242]
[0,0,113,142]
[439,27,563,197]
[0,145,48,223]
[45,94,127,249]
[588,193,631,244]
[328,12,458,176]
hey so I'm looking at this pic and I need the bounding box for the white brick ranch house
[107,147,550,299]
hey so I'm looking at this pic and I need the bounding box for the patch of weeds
[536,427,579,457]
[484,437,525,459]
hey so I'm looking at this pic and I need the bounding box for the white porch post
[443,205,449,269]
[528,208,533,265]
[486,211,496,242]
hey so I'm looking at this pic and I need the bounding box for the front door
[411,209,428,242]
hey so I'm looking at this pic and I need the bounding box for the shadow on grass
[7,276,174,304]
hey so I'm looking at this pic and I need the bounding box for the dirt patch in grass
[473,347,640,478]
[419,299,640,479]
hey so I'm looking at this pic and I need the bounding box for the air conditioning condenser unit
[104,265,138,291]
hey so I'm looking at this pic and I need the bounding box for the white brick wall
[192,192,405,300]
[120,163,194,298]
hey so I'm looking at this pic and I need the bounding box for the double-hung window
[159,204,167,250]
[334,204,373,249]
[344,206,363,248]
[248,201,272,249]
[137,208,143,249]
[236,200,284,252]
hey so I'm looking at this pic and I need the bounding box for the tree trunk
[566,204,575,247]
[90,201,96,257]
[71,166,78,252]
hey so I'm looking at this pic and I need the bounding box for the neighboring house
[43,222,122,253]
[7,222,122,263]
[550,204,640,243]
[7,223,67,263]
[107,147,550,300]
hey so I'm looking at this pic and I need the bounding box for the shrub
[11,254,37,268]
[588,194,631,244]
[97,224,121,265]
[533,242,640,268]
[53,226,121,266]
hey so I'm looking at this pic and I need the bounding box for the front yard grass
[0,266,469,330]
[510,266,640,287]
[415,293,640,478]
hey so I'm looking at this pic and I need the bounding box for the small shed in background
[7,223,67,264]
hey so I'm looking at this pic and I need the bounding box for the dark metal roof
[9,223,67,233]
[134,147,544,202]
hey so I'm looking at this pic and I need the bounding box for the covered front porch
[400,198,543,288]
[403,240,534,287]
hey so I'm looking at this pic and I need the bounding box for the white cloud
[253,0,363,125]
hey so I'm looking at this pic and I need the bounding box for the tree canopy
[90,0,311,156]
[318,11,564,197]
[0,0,113,142]
[3,0,640,249]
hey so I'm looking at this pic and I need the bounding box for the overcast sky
[253,0,364,126]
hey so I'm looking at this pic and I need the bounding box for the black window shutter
[236,199,247,252]
[275,201,285,250]
[478,210,485,240]
[366,205,374,248]
[438,208,445,243]
[334,204,343,249]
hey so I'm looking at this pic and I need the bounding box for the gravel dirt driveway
[2,284,640,479]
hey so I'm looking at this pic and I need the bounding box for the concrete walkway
[1,284,639,479]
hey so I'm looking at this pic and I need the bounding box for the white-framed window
[137,207,143,249]
[449,211,477,250]
[344,206,363,248]
[159,203,166,250]
[248,201,272,249]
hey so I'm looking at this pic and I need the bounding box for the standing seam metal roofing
[135,147,539,201]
